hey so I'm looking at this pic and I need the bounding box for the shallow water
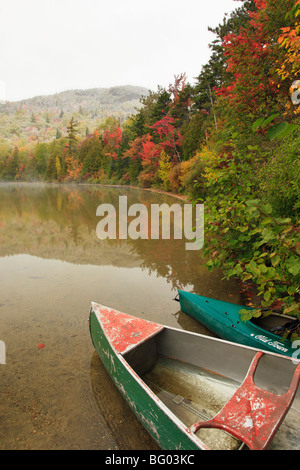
[0,183,242,449]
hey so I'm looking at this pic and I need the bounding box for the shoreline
[0,180,191,202]
[93,183,190,202]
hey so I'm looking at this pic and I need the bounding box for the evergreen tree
[79,134,104,176]
[56,128,62,139]
[128,112,146,139]
[193,1,255,111]
[149,88,171,126]
[66,117,79,157]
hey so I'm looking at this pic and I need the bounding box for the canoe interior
[123,328,300,450]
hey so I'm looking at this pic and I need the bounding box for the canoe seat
[189,352,300,450]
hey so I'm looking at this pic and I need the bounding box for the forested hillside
[0,0,299,323]
[0,85,148,146]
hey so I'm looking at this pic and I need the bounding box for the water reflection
[0,183,141,269]
[0,183,241,450]
[0,182,241,300]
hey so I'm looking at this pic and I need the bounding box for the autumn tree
[216,0,295,117]
[277,0,300,115]
[137,133,160,187]
[193,1,255,112]
[103,125,123,161]
[149,115,182,163]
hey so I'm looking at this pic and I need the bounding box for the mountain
[0,85,149,147]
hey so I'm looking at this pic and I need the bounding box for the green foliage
[78,132,104,176]
[66,117,79,157]
[202,135,299,320]
[149,89,171,127]
[181,113,205,160]
[182,158,209,200]
[33,143,49,176]
[257,132,300,218]
[158,150,172,191]
[252,113,299,140]
[128,158,142,184]
[4,146,20,180]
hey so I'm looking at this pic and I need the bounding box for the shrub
[169,163,182,192]
[199,145,300,322]
[257,132,300,220]
[181,148,216,198]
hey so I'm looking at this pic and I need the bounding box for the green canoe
[178,290,297,358]
[89,302,300,450]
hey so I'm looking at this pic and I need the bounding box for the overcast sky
[0,0,239,102]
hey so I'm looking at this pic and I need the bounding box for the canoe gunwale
[89,302,300,450]
[90,303,209,450]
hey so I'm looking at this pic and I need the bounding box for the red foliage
[103,126,122,148]
[103,126,123,160]
[149,115,182,162]
[122,135,149,161]
[140,134,160,167]
[216,0,281,112]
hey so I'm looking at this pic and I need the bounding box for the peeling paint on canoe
[92,302,163,355]
[89,303,207,450]
[101,345,117,373]
[113,376,162,443]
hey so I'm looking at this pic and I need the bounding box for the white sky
[0,0,240,102]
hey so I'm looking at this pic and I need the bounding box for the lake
[0,183,242,450]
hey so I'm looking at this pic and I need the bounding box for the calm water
[0,183,242,450]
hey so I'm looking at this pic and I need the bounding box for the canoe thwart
[189,351,300,450]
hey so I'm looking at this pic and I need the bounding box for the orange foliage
[277,0,300,84]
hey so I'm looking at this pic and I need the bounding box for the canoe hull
[89,304,204,450]
[89,302,300,450]
[178,290,295,358]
